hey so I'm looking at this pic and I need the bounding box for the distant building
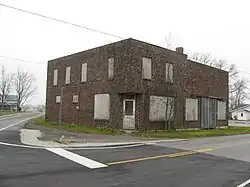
[0,95,18,111]
[230,104,250,120]
[46,38,228,130]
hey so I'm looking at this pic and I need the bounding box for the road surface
[1,113,250,187]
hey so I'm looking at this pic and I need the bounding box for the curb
[20,129,187,148]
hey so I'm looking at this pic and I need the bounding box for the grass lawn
[133,126,250,139]
[29,117,250,138]
[29,117,122,135]
[0,110,17,116]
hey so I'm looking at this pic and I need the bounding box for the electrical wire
[0,3,124,39]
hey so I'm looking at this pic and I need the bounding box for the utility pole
[59,86,64,124]
[58,86,64,142]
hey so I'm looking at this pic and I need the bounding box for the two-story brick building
[45,38,228,130]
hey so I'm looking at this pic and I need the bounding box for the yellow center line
[106,148,216,166]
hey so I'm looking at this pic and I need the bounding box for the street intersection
[1,113,250,187]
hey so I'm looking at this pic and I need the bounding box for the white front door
[123,99,135,129]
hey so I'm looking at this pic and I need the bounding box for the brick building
[45,38,228,130]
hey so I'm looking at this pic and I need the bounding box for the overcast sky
[0,0,250,105]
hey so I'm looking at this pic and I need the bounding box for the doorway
[123,99,135,129]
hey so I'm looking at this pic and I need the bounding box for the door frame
[123,98,136,129]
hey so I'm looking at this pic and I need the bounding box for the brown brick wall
[45,38,228,130]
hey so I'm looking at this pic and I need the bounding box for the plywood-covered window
[108,58,114,80]
[72,95,79,103]
[65,66,71,84]
[55,96,61,103]
[185,98,198,121]
[217,101,226,120]
[149,96,174,121]
[166,63,173,83]
[81,63,87,82]
[53,69,58,86]
[94,94,110,120]
[142,57,152,79]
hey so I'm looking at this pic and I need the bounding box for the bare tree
[165,97,175,130]
[0,66,14,110]
[229,78,249,109]
[14,68,37,110]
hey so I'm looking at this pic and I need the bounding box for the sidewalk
[21,123,186,148]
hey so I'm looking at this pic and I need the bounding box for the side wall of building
[184,60,229,128]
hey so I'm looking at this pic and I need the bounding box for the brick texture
[45,38,228,130]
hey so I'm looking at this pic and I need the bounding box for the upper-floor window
[108,58,114,80]
[65,66,71,84]
[53,69,58,86]
[81,63,87,82]
[166,62,173,83]
[142,57,152,80]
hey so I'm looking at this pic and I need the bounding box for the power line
[0,3,124,39]
[0,55,46,64]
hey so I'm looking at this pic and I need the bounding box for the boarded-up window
[217,101,226,120]
[149,96,174,121]
[72,95,78,103]
[53,69,58,86]
[65,66,71,84]
[55,96,61,103]
[81,63,87,82]
[166,63,173,83]
[185,98,198,121]
[94,94,110,120]
[108,58,114,80]
[142,57,152,79]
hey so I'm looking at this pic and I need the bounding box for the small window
[241,113,243,117]
[108,58,114,80]
[65,66,71,84]
[55,96,61,103]
[73,95,79,103]
[53,69,58,86]
[124,100,134,116]
[81,63,87,82]
[166,63,173,83]
[142,57,152,79]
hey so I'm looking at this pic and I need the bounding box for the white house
[231,104,250,120]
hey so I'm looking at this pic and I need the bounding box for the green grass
[29,117,121,135]
[29,117,250,138]
[133,126,250,139]
[0,110,17,116]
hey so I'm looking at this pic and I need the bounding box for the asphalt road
[1,114,250,187]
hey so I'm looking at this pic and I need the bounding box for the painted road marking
[107,148,216,165]
[237,178,250,187]
[0,114,43,132]
[46,148,107,169]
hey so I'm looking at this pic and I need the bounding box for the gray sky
[0,0,250,105]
